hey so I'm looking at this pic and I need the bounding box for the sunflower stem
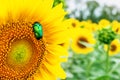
[106,44,110,80]
[86,57,93,80]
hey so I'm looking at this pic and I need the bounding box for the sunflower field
[0,0,120,80]
[62,19,120,80]
[59,0,120,80]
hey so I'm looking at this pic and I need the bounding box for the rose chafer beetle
[33,22,43,40]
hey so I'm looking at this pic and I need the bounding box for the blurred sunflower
[83,22,98,32]
[67,18,80,28]
[104,39,120,56]
[91,23,98,32]
[98,19,110,30]
[79,21,87,28]
[71,28,95,54]
[111,20,120,34]
[64,18,80,39]
[0,0,68,80]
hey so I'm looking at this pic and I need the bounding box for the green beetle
[33,22,43,40]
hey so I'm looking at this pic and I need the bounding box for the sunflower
[79,21,87,28]
[111,20,120,34]
[71,28,95,54]
[83,22,98,32]
[64,18,80,40]
[66,18,80,28]
[0,0,68,80]
[104,39,120,56]
[98,19,110,30]
[99,19,110,27]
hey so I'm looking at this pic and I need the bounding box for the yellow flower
[79,21,87,28]
[98,19,110,30]
[91,23,98,32]
[66,18,80,28]
[83,22,98,32]
[111,20,120,34]
[64,18,80,39]
[104,39,120,56]
[86,20,92,23]
[0,0,68,80]
[71,28,95,54]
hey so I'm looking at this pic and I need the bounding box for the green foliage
[62,42,120,80]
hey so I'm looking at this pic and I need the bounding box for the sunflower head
[65,18,80,28]
[111,21,120,34]
[0,21,45,79]
[104,39,120,56]
[0,0,68,80]
[99,19,110,27]
[71,28,95,54]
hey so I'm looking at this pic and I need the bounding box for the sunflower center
[77,37,88,48]
[110,44,117,51]
[72,22,76,27]
[0,21,45,79]
[8,39,32,67]
[116,28,119,32]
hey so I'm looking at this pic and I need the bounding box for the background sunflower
[104,39,120,56]
[71,28,95,54]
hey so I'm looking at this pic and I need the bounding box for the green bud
[97,27,116,44]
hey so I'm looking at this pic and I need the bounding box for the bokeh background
[66,0,120,22]
[54,0,120,80]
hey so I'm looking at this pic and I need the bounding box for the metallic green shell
[33,22,43,40]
